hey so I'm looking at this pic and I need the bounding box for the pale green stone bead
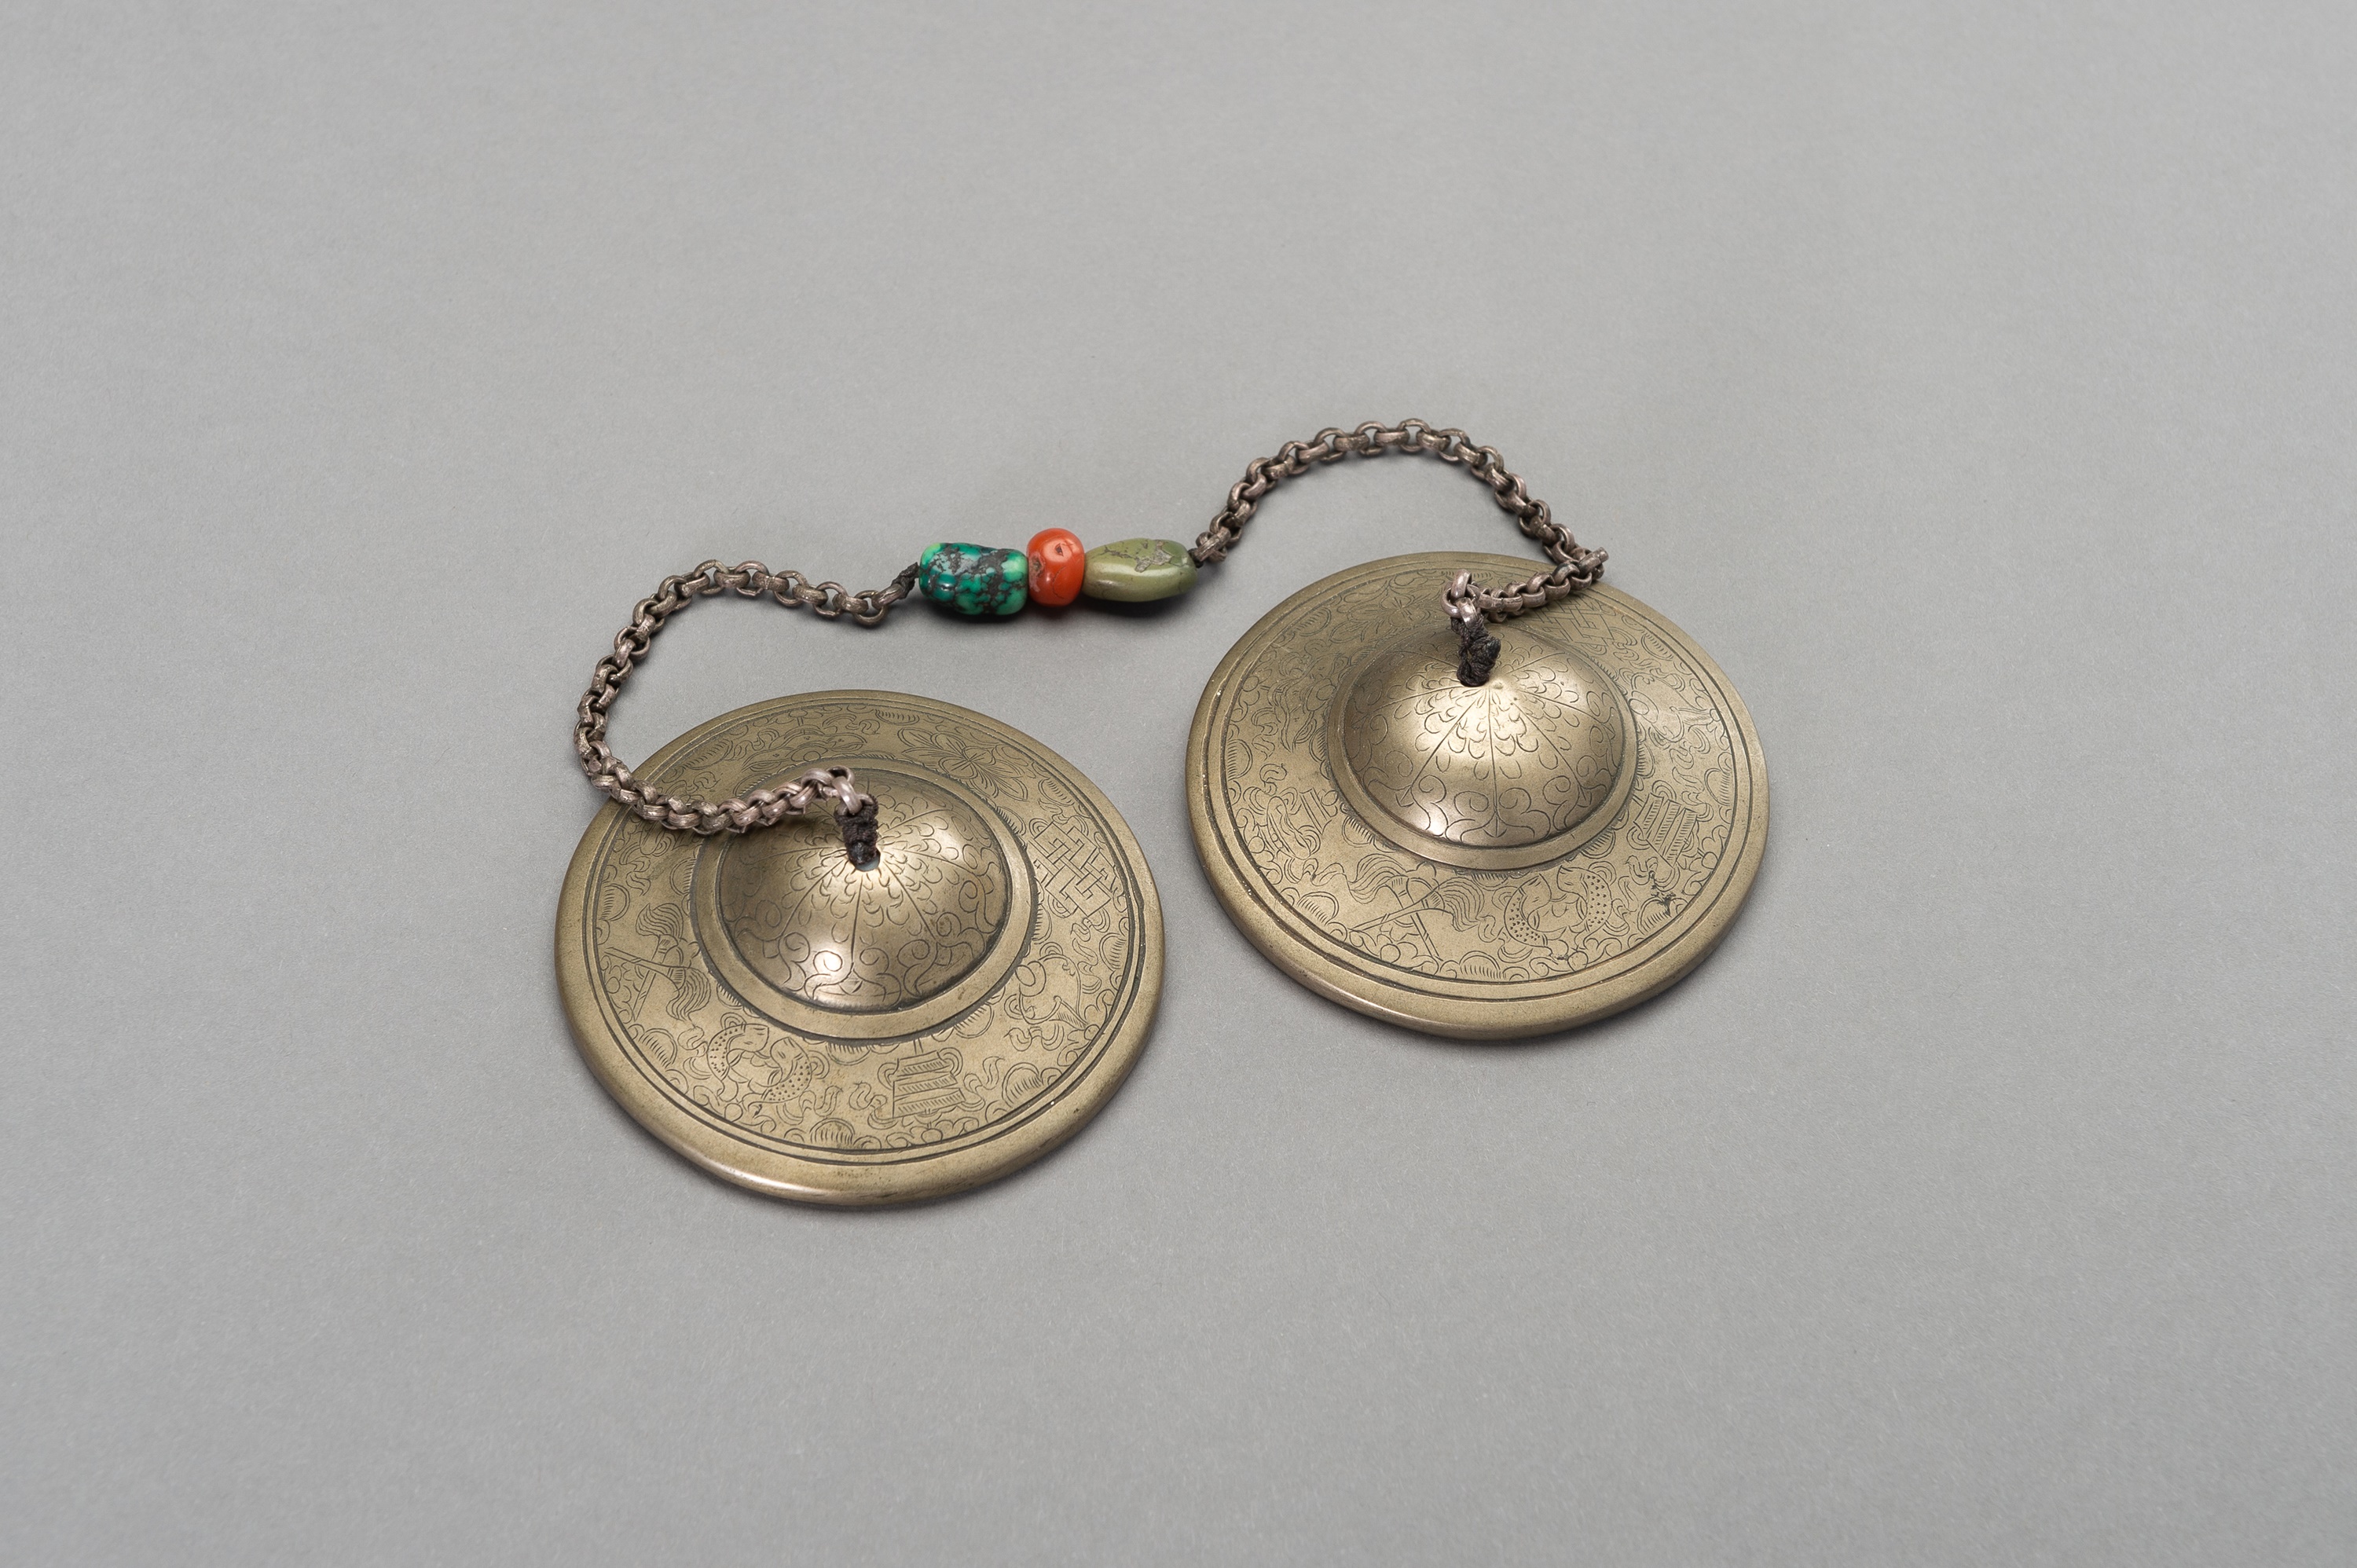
[1081,537,1197,602]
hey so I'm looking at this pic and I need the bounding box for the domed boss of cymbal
[1188,552,1767,1039]
[1330,620,1638,870]
[558,691,1161,1204]
[695,767,1033,1041]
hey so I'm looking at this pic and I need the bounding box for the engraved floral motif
[1219,571,1737,983]
[717,775,1007,1011]
[1340,625,1628,847]
[587,701,1142,1155]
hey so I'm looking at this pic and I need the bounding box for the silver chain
[1189,419,1606,619]
[578,424,1597,841]
[573,559,918,834]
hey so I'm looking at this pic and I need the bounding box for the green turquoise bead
[917,542,1028,616]
[1081,537,1197,603]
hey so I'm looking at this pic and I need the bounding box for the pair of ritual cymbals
[555,552,1768,1203]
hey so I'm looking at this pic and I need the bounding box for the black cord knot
[1453,607,1500,686]
[838,799,881,870]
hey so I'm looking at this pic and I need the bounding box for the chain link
[573,559,918,846]
[1188,420,1606,621]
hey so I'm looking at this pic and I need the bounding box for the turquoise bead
[918,542,1028,616]
[1082,538,1197,602]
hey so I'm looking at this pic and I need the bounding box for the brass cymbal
[557,691,1161,1203]
[1187,553,1767,1039]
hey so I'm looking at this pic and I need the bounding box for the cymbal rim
[558,691,1162,1203]
[1186,554,1768,1041]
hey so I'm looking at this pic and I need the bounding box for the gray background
[3,2,2350,1563]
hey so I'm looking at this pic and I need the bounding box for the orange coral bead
[1026,528,1086,607]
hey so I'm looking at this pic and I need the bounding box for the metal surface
[1189,553,1767,1039]
[1329,619,1637,870]
[558,691,1162,1203]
